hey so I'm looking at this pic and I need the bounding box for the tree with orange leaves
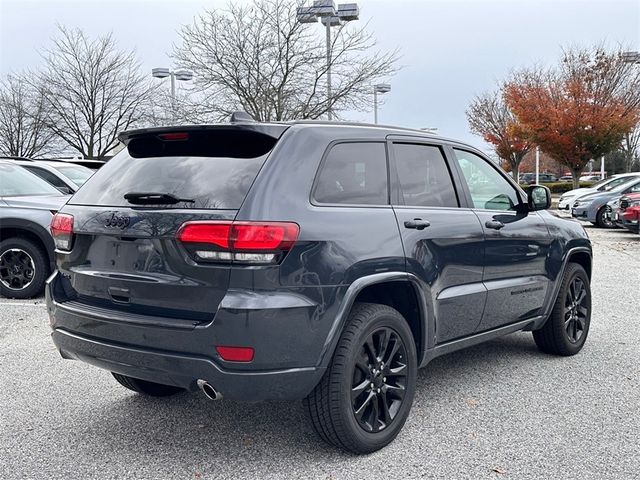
[467,89,531,181]
[505,46,640,188]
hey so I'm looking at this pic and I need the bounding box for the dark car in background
[0,160,70,298]
[520,172,558,184]
[46,119,593,453]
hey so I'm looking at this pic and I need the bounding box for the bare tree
[36,26,153,159]
[173,0,399,122]
[620,124,640,172]
[0,73,59,158]
[466,88,531,180]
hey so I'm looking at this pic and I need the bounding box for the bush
[519,182,596,193]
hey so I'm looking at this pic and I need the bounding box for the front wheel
[533,263,591,356]
[595,206,614,228]
[0,237,49,299]
[304,302,417,454]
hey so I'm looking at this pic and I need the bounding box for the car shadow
[70,332,545,464]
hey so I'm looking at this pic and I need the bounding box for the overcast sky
[1,0,639,151]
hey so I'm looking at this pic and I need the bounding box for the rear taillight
[177,221,299,264]
[50,213,74,251]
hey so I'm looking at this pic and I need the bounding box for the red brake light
[158,132,189,141]
[215,346,254,362]
[50,213,74,251]
[177,221,299,264]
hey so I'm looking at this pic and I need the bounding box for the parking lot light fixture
[151,67,194,122]
[296,1,360,121]
[373,83,391,124]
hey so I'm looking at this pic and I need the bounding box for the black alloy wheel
[304,302,417,454]
[0,248,36,291]
[351,327,408,433]
[564,276,588,344]
[533,263,591,356]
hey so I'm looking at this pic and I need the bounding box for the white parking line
[0,302,46,307]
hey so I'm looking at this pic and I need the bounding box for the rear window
[70,129,280,210]
[0,163,63,197]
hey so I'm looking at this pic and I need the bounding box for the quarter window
[313,142,388,205]
[393,143,458,208]
[453,149,520,211]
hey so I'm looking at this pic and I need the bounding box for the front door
[389,141,486,344]
[450,148,552,332]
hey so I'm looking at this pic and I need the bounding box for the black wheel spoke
[379,393,392,426]
[388,363,407,377]
[351,379,370,401]
[363,336,377,364]
[369,395,380,432]
[383,336,401,365]
[354,391,375,420]
[376,329,390,362]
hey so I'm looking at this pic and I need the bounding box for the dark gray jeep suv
[47,119,592,453]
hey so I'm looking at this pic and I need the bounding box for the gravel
[1,221,639,480]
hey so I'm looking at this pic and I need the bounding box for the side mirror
[526,185,551,211]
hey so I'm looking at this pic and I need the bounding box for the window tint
[393,143,458,207]
[453,149,519,211]
[70,129,282,210]
[24,167,68,190]
[0,163,63,197]
[313,142,388,205]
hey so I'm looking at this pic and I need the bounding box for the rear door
[56,126,286,324]
[389,139,485,344]
[449,148,552,332]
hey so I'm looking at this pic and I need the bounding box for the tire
[533,263,591,356]
[0,237,49,299]
[595,206,614,228]
[304,302,417,454]
[112,372,184,397]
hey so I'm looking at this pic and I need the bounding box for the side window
[453,149,520,211]
[393,143,458,208]
[313,142,388,205]
[24,167,68,190]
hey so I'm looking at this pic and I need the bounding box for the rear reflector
[177,221,299,264]
[50,213,74,251]
[215,346,254,362]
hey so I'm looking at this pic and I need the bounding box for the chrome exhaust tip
[197,379,222,401]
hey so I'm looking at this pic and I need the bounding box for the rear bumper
[51,328,323,401]
[46,272,327,401]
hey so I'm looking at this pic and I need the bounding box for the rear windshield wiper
[124,192,196,205]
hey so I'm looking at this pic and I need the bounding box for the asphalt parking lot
[1,222,638,480]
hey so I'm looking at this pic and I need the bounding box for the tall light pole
[297,1,360,121]
[373,83,391,124]
[151,68,193,122]
[535,145,540,184]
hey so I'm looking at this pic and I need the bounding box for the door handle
[485,220,505,230]
[404,218,431,230]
